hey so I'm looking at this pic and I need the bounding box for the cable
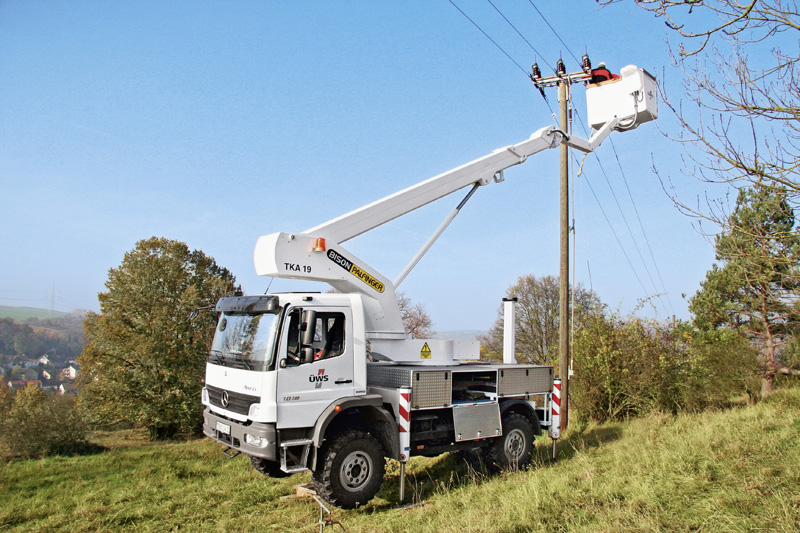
[526,1,582,67]
[486,0,548,62]
[451,0,670,317]
[609,137,677,316]
[575,158,658,316]
[448,0,557,119]
[573,108,671,317]
[448,0,531,78]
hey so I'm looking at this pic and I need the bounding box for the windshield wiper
[209,350,226,366]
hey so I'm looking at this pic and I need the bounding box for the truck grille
[206,385,259,416]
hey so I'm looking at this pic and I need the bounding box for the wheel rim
[340,450,373,492]
[505,428,526,462]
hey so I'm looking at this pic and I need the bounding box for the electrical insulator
[531,63,542,80]
[556,58,566,76]
[581,54,591,73]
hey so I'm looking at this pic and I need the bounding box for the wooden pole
[558,80,570,432]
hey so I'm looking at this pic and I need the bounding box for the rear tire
[485,413,536,472]
[250,456,290,478]
[312,429,385,509]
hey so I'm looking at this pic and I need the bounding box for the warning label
[327,249,385,293]
[420,343,431,359]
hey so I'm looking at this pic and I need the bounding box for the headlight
[244,434,269,448]
[201,387,209,405]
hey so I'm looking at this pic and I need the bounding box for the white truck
[201,65,657,508]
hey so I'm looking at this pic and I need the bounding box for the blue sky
[0,1,721,331]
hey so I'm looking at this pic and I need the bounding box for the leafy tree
[690,183,800,396]
[0,379,12,414]
[571,314,683,422]
[77,237,238,440]
[0,383,88,457]
[682,328,761,407]
[480,274,603,366]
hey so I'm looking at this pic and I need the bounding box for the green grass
[2,388,799,532]
[0,306,68,321]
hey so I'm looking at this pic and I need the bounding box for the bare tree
[397,292,435,339]
[480,275,603,366]
[602,1,800,228]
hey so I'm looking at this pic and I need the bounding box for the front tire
[312,429,385,509]
[485,413,537,472]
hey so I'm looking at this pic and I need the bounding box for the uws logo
[309,369,329,389]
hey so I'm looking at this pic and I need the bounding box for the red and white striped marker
[549,378,561,440]
[398,388,411,462]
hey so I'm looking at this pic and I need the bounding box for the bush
[681,329,761,408]
[571,315,761,423]
[0,384,89,458]
[571,314,680,422]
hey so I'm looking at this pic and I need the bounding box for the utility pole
[557,69,570,432]
[531,56,594,433]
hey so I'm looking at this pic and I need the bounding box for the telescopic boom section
[252,125,596,338]
[301,125,564,245]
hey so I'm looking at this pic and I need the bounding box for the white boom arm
[253,64,657,339]
[304,125,562,245]
[253,122,613,339]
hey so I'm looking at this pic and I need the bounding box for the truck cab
[203,292,372,451]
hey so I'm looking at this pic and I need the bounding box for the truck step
[280,438,312,447]
[283,465,309,474]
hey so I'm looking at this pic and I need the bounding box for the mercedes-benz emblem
[221,390,230,408]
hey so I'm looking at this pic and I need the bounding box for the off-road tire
[312,429,385,509]
[485,413,537,472]
[249,456,290,478]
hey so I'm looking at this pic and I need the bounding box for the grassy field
[0,306,68,321]
[1,388,798,532]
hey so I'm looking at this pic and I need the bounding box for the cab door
[275,307,355,429]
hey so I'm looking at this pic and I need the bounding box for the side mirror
[299,310,317,365]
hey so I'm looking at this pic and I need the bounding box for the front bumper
[203,408,278,460]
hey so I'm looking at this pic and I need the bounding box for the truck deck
[367,362,553,408]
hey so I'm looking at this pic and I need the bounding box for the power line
[447,0,530,78]
[448,0,557,119]
[526,0,582,67]
[486,0,547,62]
[574,157,659,316]
[572,107,671,318]
[450,0,671,316]
[516,1,668,315]
[609,137,677,316]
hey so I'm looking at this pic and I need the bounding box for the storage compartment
[451,369,497,404]
[452,403,501,442]
[410,370,451,409]
[497,366,553,396]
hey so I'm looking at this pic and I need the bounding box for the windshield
[208,312,280,371]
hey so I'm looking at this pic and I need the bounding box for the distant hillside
[435,330,487,341]
[0,308,86,362]
[0,306,69,321]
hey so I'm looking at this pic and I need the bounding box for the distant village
[1,354,80,396]
[0,309,87,396]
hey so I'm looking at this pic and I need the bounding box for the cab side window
[284,310,346,365]
[313,313,346,361]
